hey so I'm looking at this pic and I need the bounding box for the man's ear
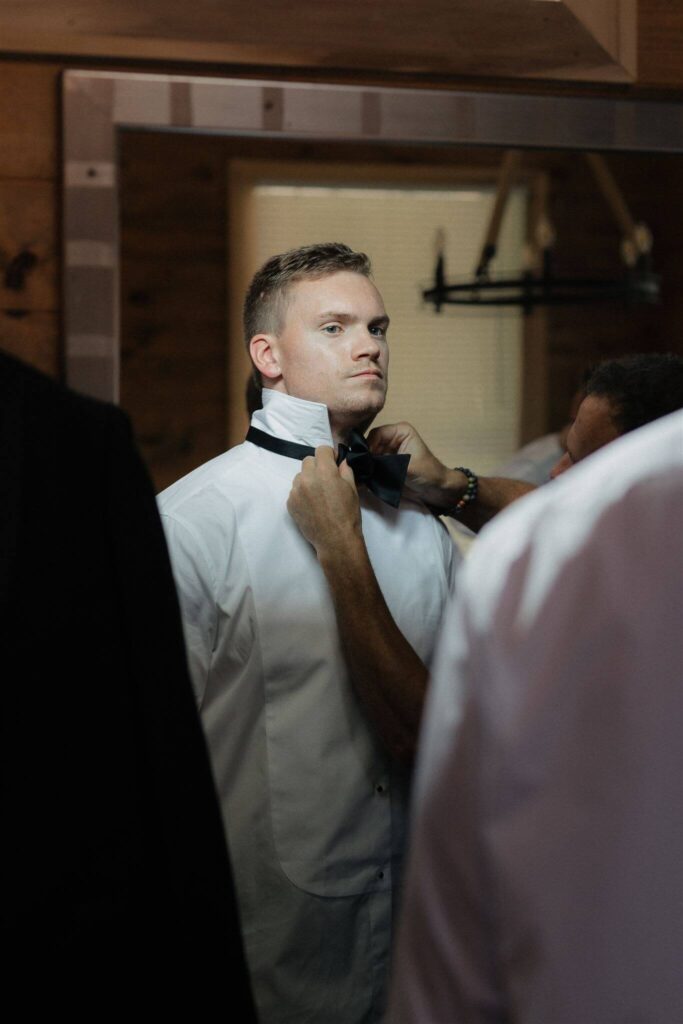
[249,334,281,381]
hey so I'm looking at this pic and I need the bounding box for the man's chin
[337,399,385,437]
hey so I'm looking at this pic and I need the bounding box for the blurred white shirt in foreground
[388,409,683,1024]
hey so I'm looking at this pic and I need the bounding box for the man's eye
[370,326,386,338]
[322,324,341,334]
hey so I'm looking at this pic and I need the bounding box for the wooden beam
[528,0,637,81]
[0,1,636,83]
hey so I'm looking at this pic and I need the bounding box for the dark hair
[245,374,262,417]
[585,352,683,434]
[243,242,372,350]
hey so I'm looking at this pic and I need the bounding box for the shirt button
[375,783,386,794]
[377,870,384,879]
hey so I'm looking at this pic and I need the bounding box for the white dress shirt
[158,390,457,1024]
[388,410,683,1024]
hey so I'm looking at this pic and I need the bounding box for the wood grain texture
[564,0,636,73]
[639,0,683,87]
[0,310,59,377]
[0,1,635,82]
[119,130,228,491]
[545,149,683,428]
[0,62,60,180]
[0,180,58,311]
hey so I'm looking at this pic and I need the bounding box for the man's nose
[353,328,381,359]
[550,452,572,479]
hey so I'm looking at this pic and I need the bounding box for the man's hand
[287,442,427,765]
[367,421,537,531]
[367,422,466,511]
[287,446,361,558]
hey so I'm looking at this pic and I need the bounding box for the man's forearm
[432,470,537,532]
[287,447,427,764]
[318,531,427,765]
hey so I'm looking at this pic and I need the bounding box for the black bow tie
[246,425,410,508]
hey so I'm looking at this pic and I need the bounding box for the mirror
[63,72,683,490]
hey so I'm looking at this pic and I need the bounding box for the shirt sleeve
[159,513,219,707]
[390,414,683,1024]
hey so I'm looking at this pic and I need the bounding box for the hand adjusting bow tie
[246,426,410,508]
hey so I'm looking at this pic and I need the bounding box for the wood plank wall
[546,151,683,430]
[119,131,230,491]
[0,62,61,376]
[639,0,683,88]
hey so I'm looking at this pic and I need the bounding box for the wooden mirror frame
[62,70,683,402]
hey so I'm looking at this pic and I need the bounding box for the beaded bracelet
[446,467,479,517]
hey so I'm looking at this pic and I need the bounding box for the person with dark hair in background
[159,242,457,1023]
[550,351,683,477]
[1,351,256,1016]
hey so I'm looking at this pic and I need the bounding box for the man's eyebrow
[317,311,390,327]
[318,310,354,322]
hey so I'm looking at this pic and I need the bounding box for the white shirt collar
[251,390,334,450]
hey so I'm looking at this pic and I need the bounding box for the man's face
[265,270,389,436]
[550,393,621,478]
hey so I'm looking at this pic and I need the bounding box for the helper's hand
[287,446,362,558]
[366,422,466,511]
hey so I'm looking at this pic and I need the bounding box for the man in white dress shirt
[386,409,683,1024]
[158,243,457,1023]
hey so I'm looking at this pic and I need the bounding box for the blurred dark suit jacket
[1,352,256,1014]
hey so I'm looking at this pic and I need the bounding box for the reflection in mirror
[63,73,683,493]
[119,130,682,492]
